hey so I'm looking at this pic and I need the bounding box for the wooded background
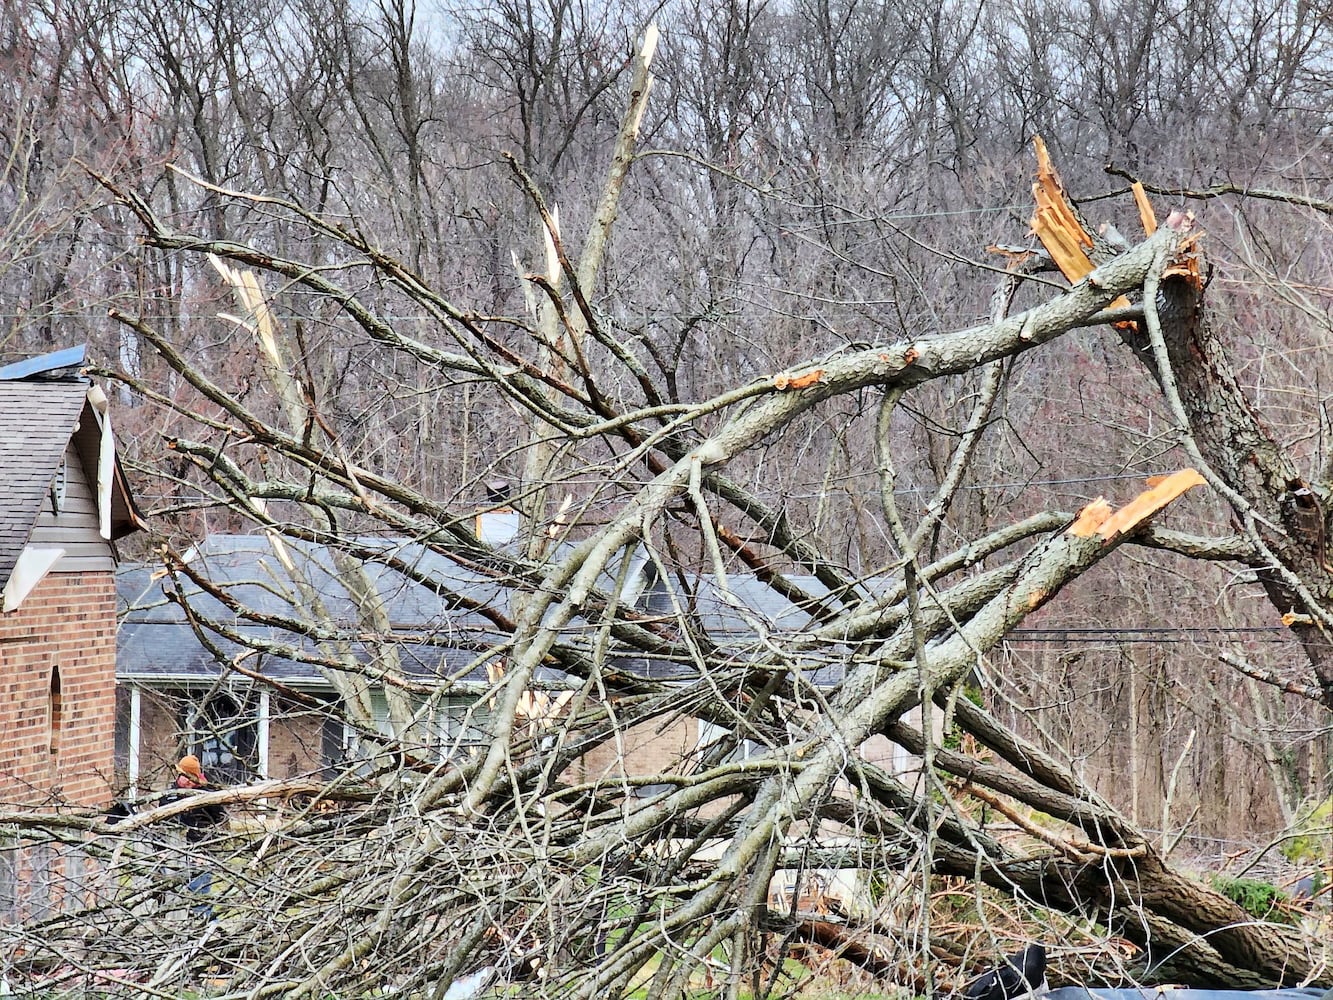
[2,0,1332,994]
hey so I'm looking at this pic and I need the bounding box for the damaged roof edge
[0,344,87,381]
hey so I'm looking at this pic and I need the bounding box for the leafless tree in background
[2,1,1332,996]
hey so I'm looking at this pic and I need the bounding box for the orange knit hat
[176,755,207,785]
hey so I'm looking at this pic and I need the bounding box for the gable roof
[0,378,92,586]
[118,535,559,689]
[0,347,145,588]
[117,534,852,691]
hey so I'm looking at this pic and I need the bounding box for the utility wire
[126,470,1187,507]
[1009,626,1285,635]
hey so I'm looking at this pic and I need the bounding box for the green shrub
[1210,875,1293,924]
[1281,796,1333,866]
[941,684,984,751]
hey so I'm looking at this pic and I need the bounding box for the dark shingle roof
[116,620,515,688]
[0,378,90,586]
[118,535,532,687]
[123,534,509,630]
[117,534,853,690]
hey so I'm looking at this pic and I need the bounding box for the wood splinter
[1069,469,1207,540]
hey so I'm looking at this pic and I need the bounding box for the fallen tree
[3,24,1331,996]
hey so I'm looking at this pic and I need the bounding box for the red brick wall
[0,571,116,807]
[573,716,697,787]
[266,704,326,778]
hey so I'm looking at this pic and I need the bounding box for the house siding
[0,570,116,806]
[29,441,114,574]
[574,716,697,789]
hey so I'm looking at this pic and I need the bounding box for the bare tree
[2,6,1332,998]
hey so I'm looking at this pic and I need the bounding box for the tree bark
[1032,145,1333,706]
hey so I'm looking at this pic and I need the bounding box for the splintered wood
[1131,181,1158,236]
[1069,469,1207,540]
[1029,136,1102,285]
[1027,136,1202,297]
[1163,225,1204,286]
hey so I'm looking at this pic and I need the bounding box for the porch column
[128,684,142,800]
[257,688,270,778]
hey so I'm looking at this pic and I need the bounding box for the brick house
[117,531,924,801]
[118,531,605,796]
[117,531,729,791]
[0,347,144,807]
[117,533,533,793]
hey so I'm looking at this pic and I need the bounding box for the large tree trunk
[1031,145,1333,706]
[886,704,1321,987]
[1143,278,1333,703]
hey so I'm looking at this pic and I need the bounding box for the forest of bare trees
[2,0,1333,996]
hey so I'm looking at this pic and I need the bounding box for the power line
[127,470,1185,507]
[1002,626,1294,646]
[1010,627,1284,635]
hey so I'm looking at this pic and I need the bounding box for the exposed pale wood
[1131,180,1157,235]
[1090,469,1207,540]
[1068,498,1113,536]
[1030,136,1132,313]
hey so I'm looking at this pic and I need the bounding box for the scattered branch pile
[1,14,1331,997]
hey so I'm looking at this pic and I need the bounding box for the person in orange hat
[167,754,227,918]
[176,753,205,785]
[171,754,225,842]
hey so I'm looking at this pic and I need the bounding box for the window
[395,691,492,761]
[48,668,62,774]
[433,697,492,759]
[324,691,491,773]
[696,719,762,764]
[183,691,256,784]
